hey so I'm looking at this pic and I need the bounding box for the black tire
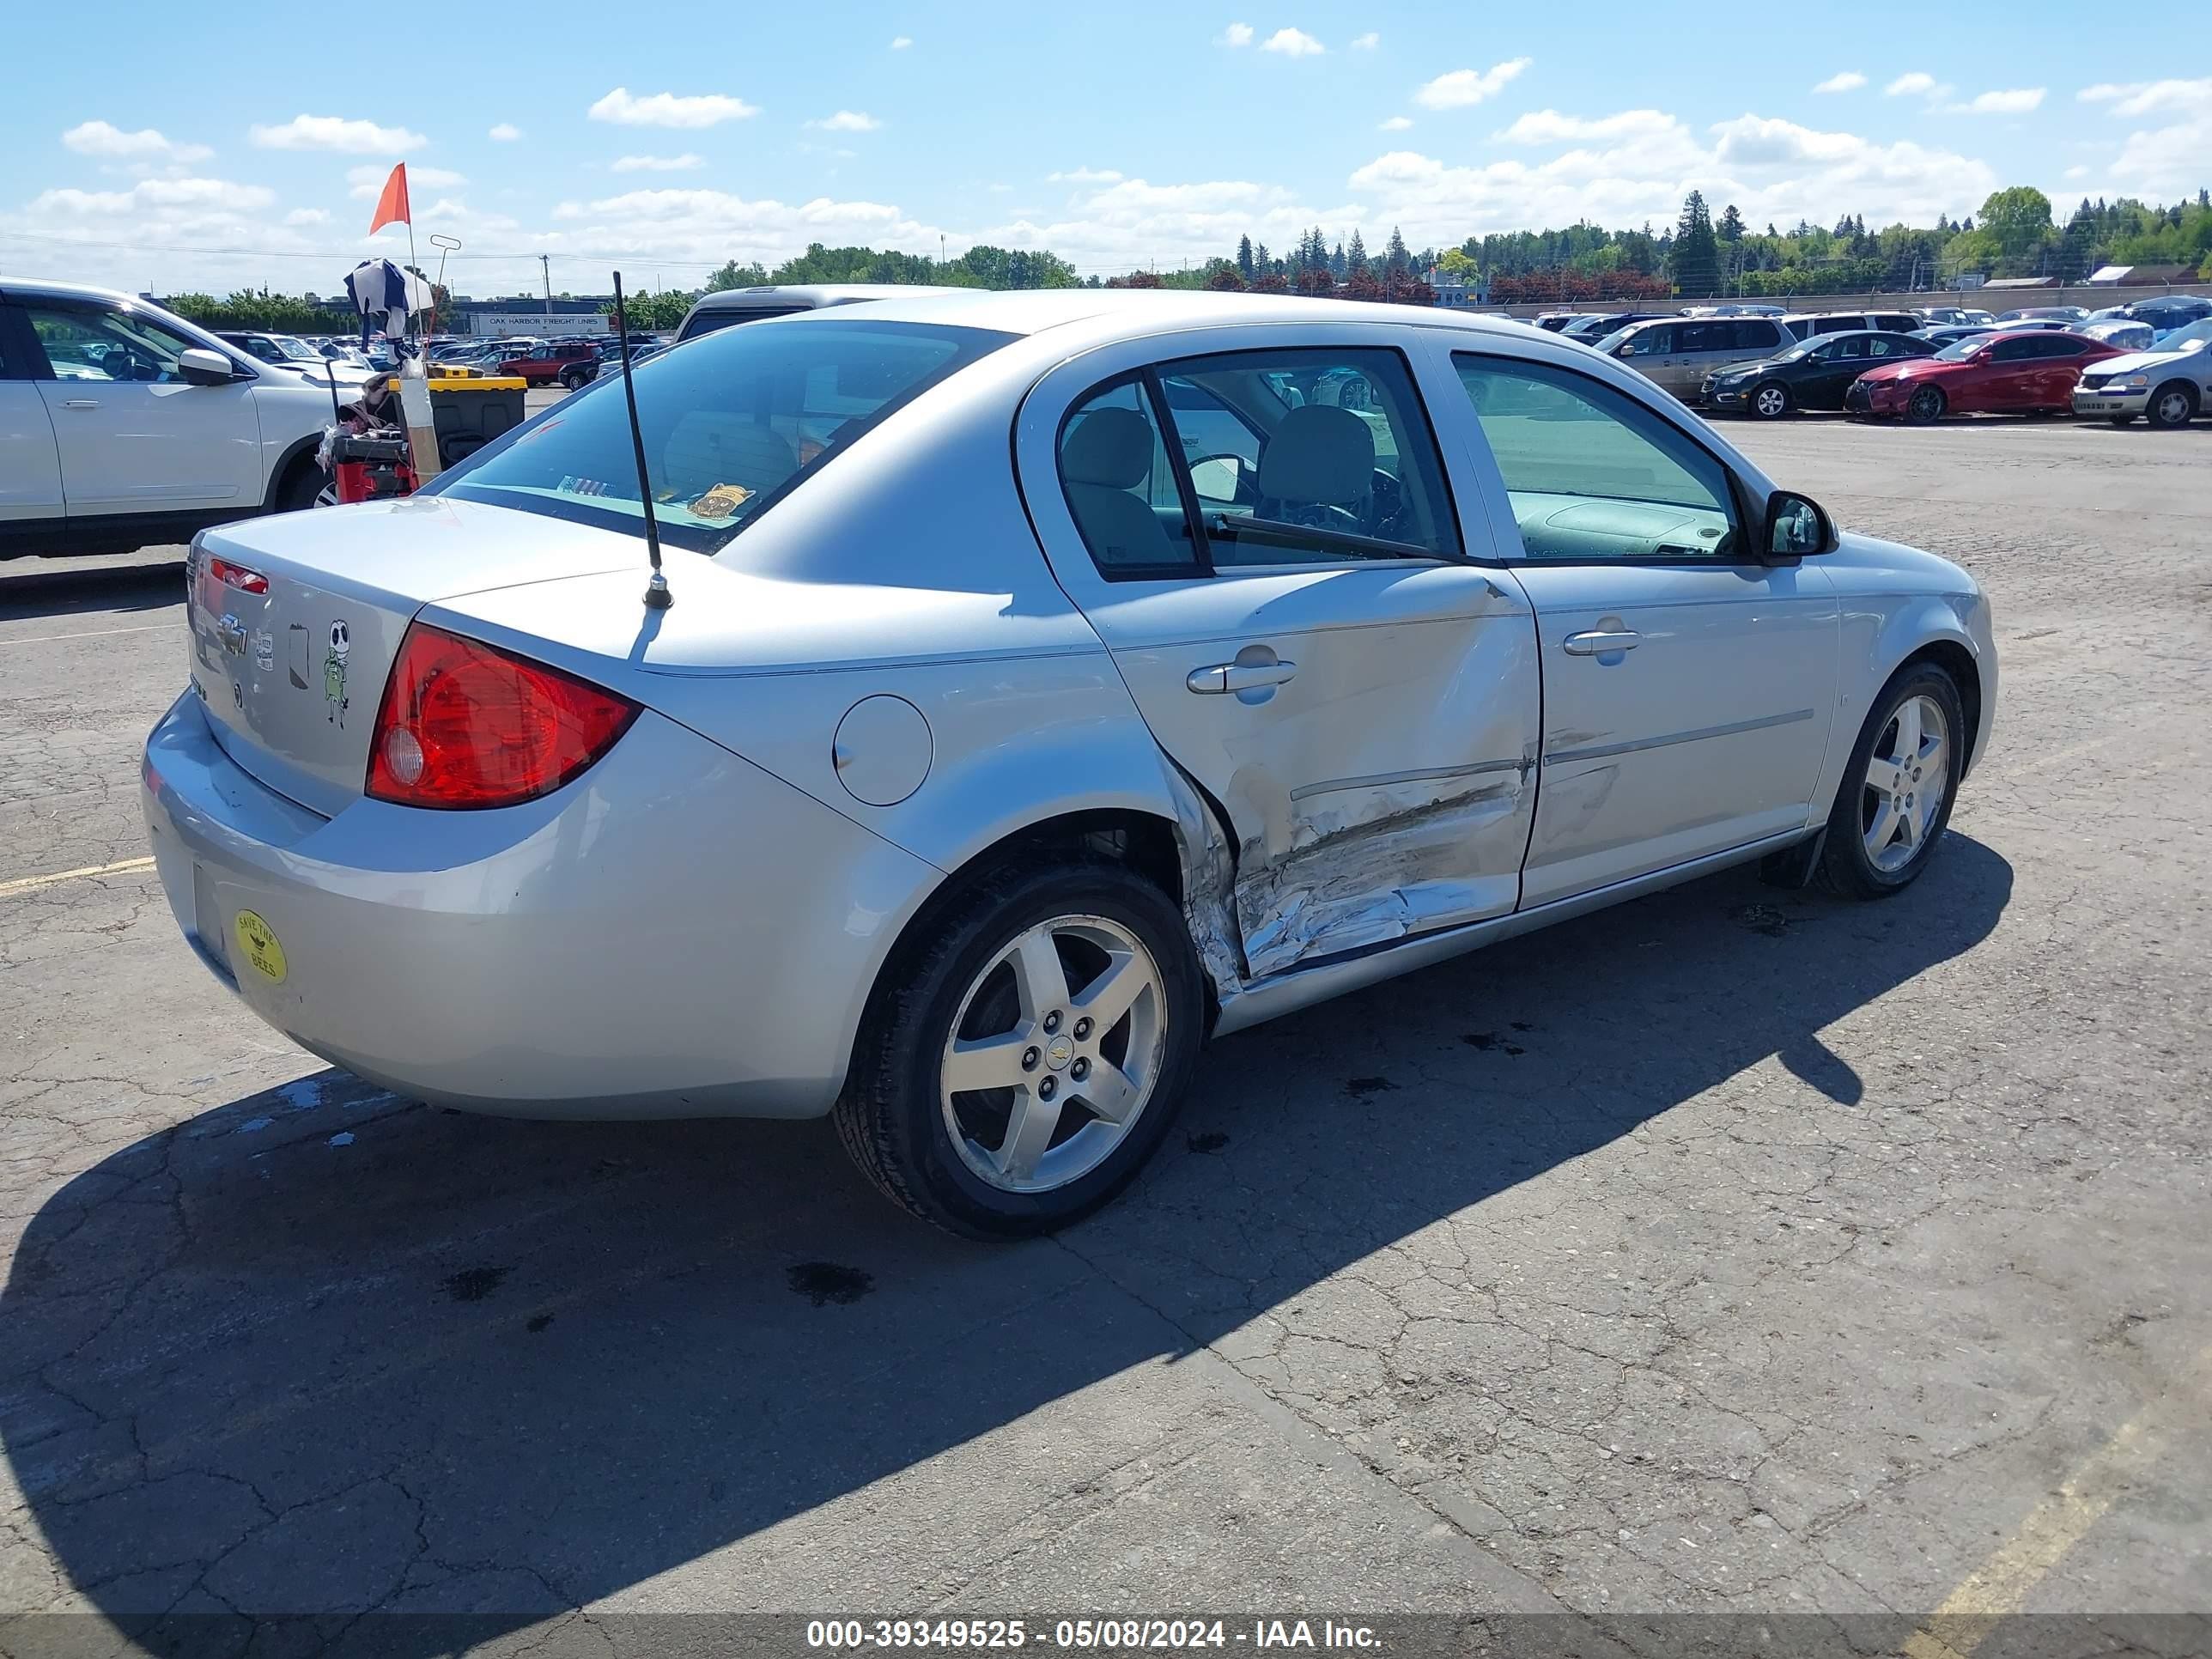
[2146,381,2198,429]
[558,368,586,391]
[1815,660,1967,901]
[1903,385,1947,426]
[1749,381,1791,420]
[834,861,1206,1238]
[276,456,330,514]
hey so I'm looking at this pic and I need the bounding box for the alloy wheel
[1862,694,1950,873]
[1753,385,1788,419]
[1907,386,1945,424]
[2153,388,2194,427]
[939,915,1167,1194]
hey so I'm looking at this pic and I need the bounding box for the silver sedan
[144,292,1996,1236]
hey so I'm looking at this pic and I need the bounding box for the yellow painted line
[1903,1345,2211,1659]
[0,855,158,899]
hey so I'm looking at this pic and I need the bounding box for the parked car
[675,283,969,342]
[1560,310,1668,344]
[2070,316,2212,427]
[143,291,1995,1236]
[1996,306,2088,324]
[1913,325,1998,349]
[1847,330,2124,422]
[1703,330,1937,417]
[1594,313,1800,398]
[1,278,337,558]
[2079,319,2158,353]
[493,339,604,388]
[1779,310,1924,342]
[215,331,374,389]
[2120,295,2212,332]
[1913,306,1995,328]
[1534,311,1602,332]
[1678,303,1785,317]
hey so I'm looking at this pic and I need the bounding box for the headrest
[1257,404,1376,505]
[1061,407,1153,490]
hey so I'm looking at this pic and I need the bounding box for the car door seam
[1544,707,1816,766]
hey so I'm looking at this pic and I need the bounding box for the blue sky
[3,0,2206,297]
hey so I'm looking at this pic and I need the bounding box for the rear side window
[680,305,806,341]
[434,319,1012,553]
[1734,319,1785,350]
[1676,322,1734,353]
[1057,380,1203,577]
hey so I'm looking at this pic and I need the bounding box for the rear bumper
[142,690,936,1119]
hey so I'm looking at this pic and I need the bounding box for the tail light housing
[367,623,640,809]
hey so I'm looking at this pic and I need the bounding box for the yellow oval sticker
[234,910,288,983]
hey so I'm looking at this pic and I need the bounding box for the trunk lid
[185,496,646,816]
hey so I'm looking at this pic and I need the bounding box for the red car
[492,340,601,389]
[1847,330,2124,423]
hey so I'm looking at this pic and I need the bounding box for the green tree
[1236,234,1254,281]
[1669,191,1720,296]
[1717,204,1745,243]
[1346,228,1368,274]
[1977,185,2055,264]
[1383,226,1411,272]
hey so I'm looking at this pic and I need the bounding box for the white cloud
[31,177,276,216]
[62,120,211,163]
[1492,108,1679,145]
[1378,116,1413,131]
[1345,111,1993,252]
[488,123,522,142]
[1261,27,1326,56]
[346,163,464,198]
[1048,167,1124,184]
[249,114,426,154]
[2063,165,2089,179]
[1413,59,1530,110]
[285,207,330,226]
[2077,78,2212,118]
[1350,31,1379,49]
[1884,72,1937,97]
[1812,71,1866,94]
[1217,21,1254,46]
[1943,88,2045,114]
[586,88,758,129]
[890,34,913,48]
[807,111,883,132]
[611,153,706,172]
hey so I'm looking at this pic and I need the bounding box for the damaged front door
[1027,337,1541,982]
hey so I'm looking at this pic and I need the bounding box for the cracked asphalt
[2,413,2208,1656]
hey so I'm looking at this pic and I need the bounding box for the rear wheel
[834,862,1206,1238]
[276,455,330,514]
[557,367,588,390]
[1904,385,1947,425]
[1816,662,1966,900]
[2147,381,2198,429]
[1750,381,1790,420]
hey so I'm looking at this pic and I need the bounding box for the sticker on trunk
[234,911,288,983]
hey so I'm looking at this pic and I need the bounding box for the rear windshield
[431,319,1012,553]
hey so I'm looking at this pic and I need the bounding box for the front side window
[23,303,204,385]
[1827,336,1870,361]
[1619,325,1674,356]
[434,319,1012,553]
[1453,354,1740,563]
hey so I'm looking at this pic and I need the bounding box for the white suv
[1,277,341,559]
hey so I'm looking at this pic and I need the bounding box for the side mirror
[178,348,236,386]
[1764,490,1835,560]
[1613,343,1634,358]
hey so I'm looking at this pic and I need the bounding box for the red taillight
[208,557,269,594]
[366,623,640,809]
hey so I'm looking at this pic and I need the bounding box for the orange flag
[367,163,410,234]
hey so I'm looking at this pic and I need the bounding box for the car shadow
[0,557,185,624]
[2,836,2011,1647]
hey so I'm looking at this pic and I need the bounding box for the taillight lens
[366,623,639,809]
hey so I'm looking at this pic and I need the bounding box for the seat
[662,412,801,501]
[1255,404,1375,527]
[1061,407,1182,568]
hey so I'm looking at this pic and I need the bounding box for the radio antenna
[611,271,672,610]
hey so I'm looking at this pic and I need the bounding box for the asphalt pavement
[1,413,2207,1655]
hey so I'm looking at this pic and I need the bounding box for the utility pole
[539,253,552,319]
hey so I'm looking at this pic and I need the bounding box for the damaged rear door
[1017,325,1540,981]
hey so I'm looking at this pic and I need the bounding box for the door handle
[1188,658,1298,694]
[60,399,100,410]
[1563,629,1641,656]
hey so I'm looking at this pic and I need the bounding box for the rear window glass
[431,319,1012,553]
